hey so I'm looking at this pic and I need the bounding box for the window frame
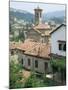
[63,43,66,51]
[21,58,23,65]
[28,58,31,66]
[35,60,38,68]
[44,62,48,71]
[59,43,63,50]
[58,41,66,52]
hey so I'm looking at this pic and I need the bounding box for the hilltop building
[10,6,66,75]
[10,6,57,43]
[25,6,53,43]
[9,4,66,85]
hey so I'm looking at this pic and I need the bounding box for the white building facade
[50,24,66,57]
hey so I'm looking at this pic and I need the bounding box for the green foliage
[24,72,37,88]
[10,8,33,22]
[24,72,44,88]
[10,31,25,42]
[24,72,60,88]
[50,58,66,70]
[43,77,59,86]
[50,57,66,84]
[13,36,19,42]
[18,32,25,41]
[50,60,58,73]
[9,57,66,89]
[9,60,23,89]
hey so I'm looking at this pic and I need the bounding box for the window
[59,43,62,50]
[58,41,66,51]
[11,51,14,55]
[40,12,41,17]
[35,60,38,68]
[63,43,66,51]
[28,58,31,66]
[44,62,48,71]
[36,13,39,17]
[21,59,23,64]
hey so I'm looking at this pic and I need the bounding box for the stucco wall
[51,26,66,56]
[27,29,41,41]
[20,54,51,73]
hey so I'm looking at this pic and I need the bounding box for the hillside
[42,10,65,23]
[10,8,65,24]
[10,8,34,23]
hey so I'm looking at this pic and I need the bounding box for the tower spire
[34,6,43,25]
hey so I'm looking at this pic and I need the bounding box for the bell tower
[34,6,42,25]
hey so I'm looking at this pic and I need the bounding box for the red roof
[34,23,51,30]
[10,39,50,59]
[24,42,50,59]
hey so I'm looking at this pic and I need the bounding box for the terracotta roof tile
[24,42,50,59]
[34,23,51,30]
[10,39,50,59]
[41,31,51,36]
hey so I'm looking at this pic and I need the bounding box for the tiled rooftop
[34,23,51,30]
[10,39,50,59]
[24,42,50,59]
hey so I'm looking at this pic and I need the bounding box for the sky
[10,1,66,14]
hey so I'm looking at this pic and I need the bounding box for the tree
[50,58,66,84]
[24,72,36,88]
[24,72,42,88]
[9,60,23,89]
[19,31,25,42]
[50,59,58,80]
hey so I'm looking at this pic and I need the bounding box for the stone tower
[34,6,42,25]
